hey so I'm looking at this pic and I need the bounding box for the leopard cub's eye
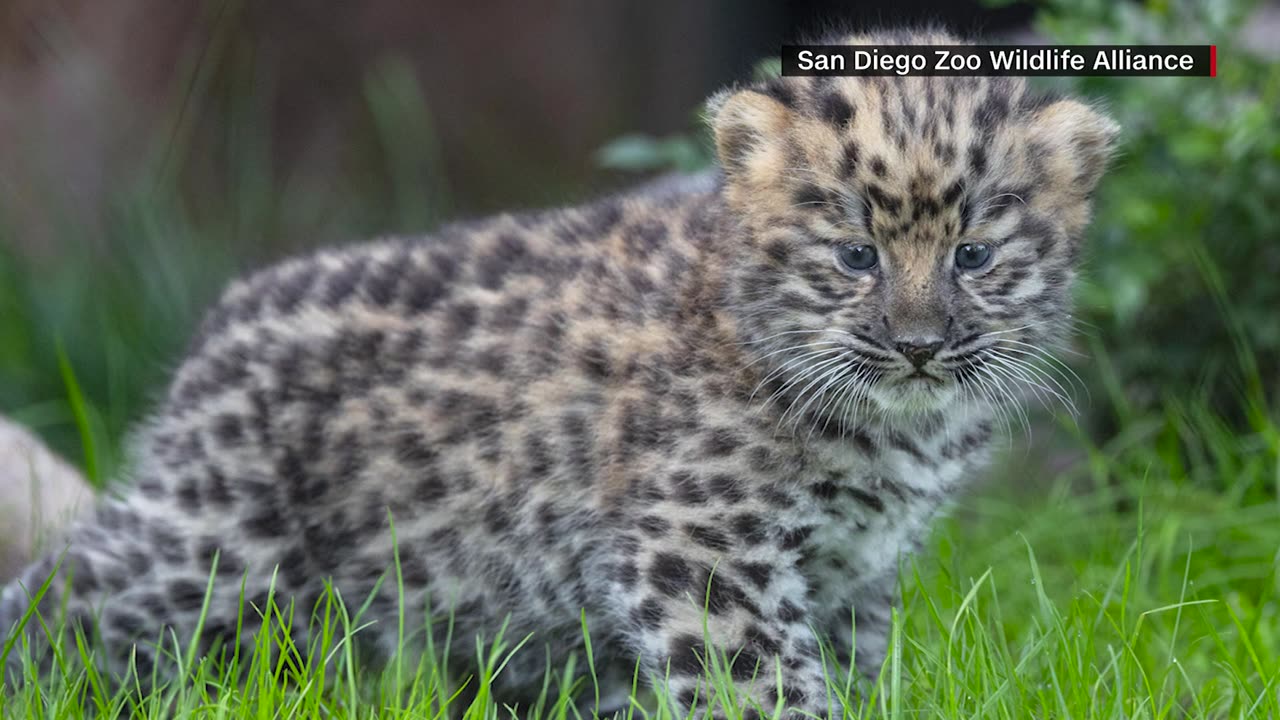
[836,244,878,272]
[955,242,993,270]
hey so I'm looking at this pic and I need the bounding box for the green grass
[1,393,1277,718]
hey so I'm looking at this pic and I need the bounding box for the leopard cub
[2,30,1116,718]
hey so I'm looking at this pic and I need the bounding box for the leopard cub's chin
[867,372,964,415]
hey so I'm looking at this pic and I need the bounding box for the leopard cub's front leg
[608,482,835,719]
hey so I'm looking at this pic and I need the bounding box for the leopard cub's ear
[1024,99,1120,197]
[706,84,797,184]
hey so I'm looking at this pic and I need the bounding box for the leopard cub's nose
[895,338,943,368]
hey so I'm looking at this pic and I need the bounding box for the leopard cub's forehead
[786,77,1043,237]
[745,33,1059,245]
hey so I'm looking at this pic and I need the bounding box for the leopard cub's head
[711,31,1118,423]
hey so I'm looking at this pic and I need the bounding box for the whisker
[814,369,859,440]
[741,341,842,371]
[990,350,1082,418]
[996,337,1088,359]
[790,362,852,441]
[777,353,854,431]
[977,322,1049,339]
[821,363,875,441]
[788,355,861,437]
[992,343,1091,406]
[977,359,1034,440]
[985,351,1074,418]
[957,354,1016,441]
[749,348,847,403]
[759,351,850,412]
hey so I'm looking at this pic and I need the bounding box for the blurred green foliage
[0,195,230,483]
[0,48,450,480]
[1033,0,1280,433]
[597,134,712,173]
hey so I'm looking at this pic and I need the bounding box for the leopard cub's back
[2,186,728,690]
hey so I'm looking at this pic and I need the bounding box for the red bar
[1210,45,1217,77]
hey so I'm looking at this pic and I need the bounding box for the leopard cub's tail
[0,495,169,687]
[0,549,69,684]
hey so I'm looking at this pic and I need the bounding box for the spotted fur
[1,30,1116,718]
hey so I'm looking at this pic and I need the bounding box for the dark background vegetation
[0,0,1276,496]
